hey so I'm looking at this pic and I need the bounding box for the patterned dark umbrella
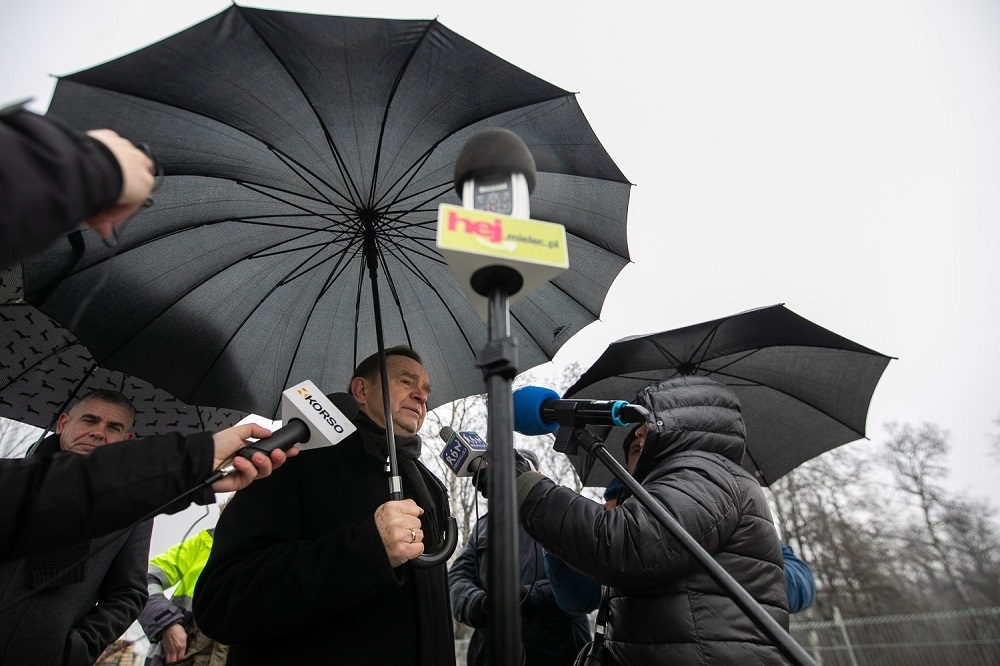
[22,6,631,421]
[0,268,246,439]
[563,304,894,487]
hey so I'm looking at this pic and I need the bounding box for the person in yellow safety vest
[137,529,227,666]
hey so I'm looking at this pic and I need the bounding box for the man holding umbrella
[194,346,454,666]
[513,376,790,664]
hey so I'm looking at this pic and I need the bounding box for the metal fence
[454,607,1000,665]
[790,606,1000,666]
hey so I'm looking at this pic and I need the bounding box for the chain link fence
[791,606,1000,666]
[456,607,1000,665]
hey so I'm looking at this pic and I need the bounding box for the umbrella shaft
[362,233,402,499]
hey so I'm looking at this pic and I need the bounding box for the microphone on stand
[454,127,536,218]
[512,385,650,436]
[441,128,552,666]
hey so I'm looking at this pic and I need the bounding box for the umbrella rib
[236,180,365,240]
[276,243,366,401]
[194,405,207,432]
[373,236,480,358]
[505,238,610,344]
[370,148,448,212]
[71,83,361,213]
[367,19,440,209]
[368,21,573,212]
[373,178,453,220]
[184,236,348,408]
[270,242,358,287]
[82,220,340,394]
[264,145,363,213]
[374,218,448,274]
[371,44,578,207]
[374,244,414,349]
[47,213,352,285]
[235,6,369,209]
[236,187,365,240]
[742,449,771,487]
[232,217,356,237]
[309,239,366,294]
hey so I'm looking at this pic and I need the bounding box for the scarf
[355,413,445,550]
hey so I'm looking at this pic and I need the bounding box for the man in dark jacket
[516,376,789,665]
[194,346,455,665]
[450,450,591,666]
[0,390,151,666]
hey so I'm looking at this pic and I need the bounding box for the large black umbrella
[23,6,631,422]
[562,304,894,488]
[0,268,247,439]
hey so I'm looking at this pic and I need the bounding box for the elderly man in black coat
[195,346,455,665]
[516,375,789,665]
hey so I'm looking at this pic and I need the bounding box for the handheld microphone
[207,381,358,483]
[512,385,650,436]
[439,426,489,477]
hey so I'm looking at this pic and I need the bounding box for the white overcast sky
[3,0,999,553]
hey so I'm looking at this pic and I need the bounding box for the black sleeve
[0,431,215,562]
[520,460,741,591]
[448,522,489,628]
[0,103,123,268]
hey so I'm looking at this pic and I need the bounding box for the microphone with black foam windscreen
[512,385,651,436]
[439,426,489,477]
[205,381,359,485]
[454,127,536,218]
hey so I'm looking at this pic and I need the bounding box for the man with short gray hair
[0,390,151,666]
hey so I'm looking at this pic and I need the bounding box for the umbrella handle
[411,516,458,568]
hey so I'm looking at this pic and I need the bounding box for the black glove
[472,450,537,498]
[519,582,549,620]
[468,592,489,628]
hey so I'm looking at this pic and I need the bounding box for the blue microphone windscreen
[512,386,561,435]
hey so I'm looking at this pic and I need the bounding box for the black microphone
[205,383,359,484]
[439,426,489,477]
[512,386,650,436]
[454,127,536,218]
[449,128,542,303]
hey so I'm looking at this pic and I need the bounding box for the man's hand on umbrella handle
[210,423,298,493]
[375,499,424,567]
[85,129,155,237]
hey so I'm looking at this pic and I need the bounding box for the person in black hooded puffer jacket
[516,375,789,665]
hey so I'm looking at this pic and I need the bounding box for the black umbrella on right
[562,303,894,488]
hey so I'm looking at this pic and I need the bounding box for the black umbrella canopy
[563,304,894,488]
[23,6,631,419]
[0,288,247,438]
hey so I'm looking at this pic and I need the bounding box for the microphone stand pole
[476,266,523,666]
[567,428,816,666]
